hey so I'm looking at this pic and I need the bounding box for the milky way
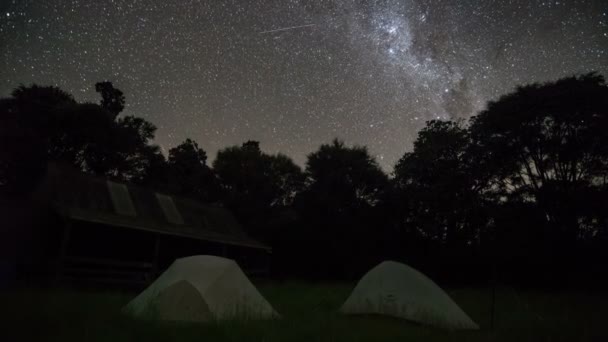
[1,0,607,170]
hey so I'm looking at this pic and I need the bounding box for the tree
[293,139,389,278]
[0,83,164,193]
[390,120,496,283]
[213,141,304,235]
[130,144,169,189]
[302,139,388,208]
[166,138,219,202]
[95,81,125,118]
[1,85,84,193]
[469,73,608,242]
[113,116,165,181]
[393,120,487,246]
[213,140,273,210]
[267,153,305,207]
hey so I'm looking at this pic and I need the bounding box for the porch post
[151,233,161,280]
[55,221,72,284]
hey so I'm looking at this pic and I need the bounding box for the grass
[1,281,607,341]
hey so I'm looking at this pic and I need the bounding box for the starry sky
[1,0,607,170]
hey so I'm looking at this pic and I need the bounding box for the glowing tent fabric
[340,261,479,330]
[123,255,278,322]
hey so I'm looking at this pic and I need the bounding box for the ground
[1,282,606,341]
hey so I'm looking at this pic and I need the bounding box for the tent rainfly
[123,255,278,321]
[340,261,479,330]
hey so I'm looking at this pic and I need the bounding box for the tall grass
[1,282,606,341]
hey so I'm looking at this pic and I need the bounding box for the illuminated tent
[340,261,479,330]
[123,255,278,322]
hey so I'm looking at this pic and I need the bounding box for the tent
[123,255,278,322]
[340,261,479,330]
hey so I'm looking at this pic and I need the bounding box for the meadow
[1,282,607,342]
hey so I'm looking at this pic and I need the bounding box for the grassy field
[1,282,607,341]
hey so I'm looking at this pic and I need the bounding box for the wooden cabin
[0,163,271,288]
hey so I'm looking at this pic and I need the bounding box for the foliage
[166,138,220,202]
[95,81,125,118]
[213,141,304,237]
[393,120,487,246]
[0,83,164,193]
[303,139,388,208]
[214,141,304,209]
[469,72,608,241]
[291,139,389,278]
[3,73,608,284]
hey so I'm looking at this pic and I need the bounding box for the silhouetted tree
[166,138,219,202]
[130,144,169,188]
[293,139,389,278]
[214,141,273,210]
[302,139,388,208]
[469,73,608,243]
[95,81,125,118]
[1,85,80,194]
[390,120,494,283]
[0,88,56,194]
[213,141,304,236]
[268,153,306,207]
[0,83,163,193]
[5,74,608,287]
[113,116,162,177]
[393,120,488,246]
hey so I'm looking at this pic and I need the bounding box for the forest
[2,73,608,287]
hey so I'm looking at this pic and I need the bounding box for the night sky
[1,1,607,170]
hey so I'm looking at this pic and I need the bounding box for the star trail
[1,0,606,169]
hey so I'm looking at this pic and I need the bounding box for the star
[1,0,606,170]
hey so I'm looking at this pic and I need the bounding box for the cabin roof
[44,163,270,251]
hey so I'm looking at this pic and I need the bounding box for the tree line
[2,73,607,286]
